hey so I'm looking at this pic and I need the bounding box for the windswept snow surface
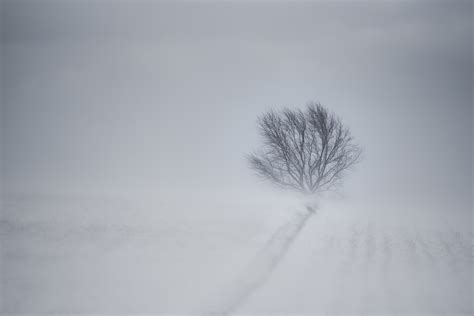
[1,192,472,315]
[239,208,473,315]
[0,191,297,314]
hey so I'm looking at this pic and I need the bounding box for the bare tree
[218,103,362,314]
[249,102,361,200]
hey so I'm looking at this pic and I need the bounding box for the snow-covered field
[1,192,472,315]
[241,211,473,315]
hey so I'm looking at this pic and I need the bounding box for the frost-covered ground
[1,192,472,315]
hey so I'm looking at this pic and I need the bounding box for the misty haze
[1,1,473,315]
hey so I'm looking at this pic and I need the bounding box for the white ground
[1,192,472,315]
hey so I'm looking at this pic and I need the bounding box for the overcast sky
[1,1,472,216]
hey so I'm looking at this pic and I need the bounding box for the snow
[241,213,473,315]
[1,192,472,315]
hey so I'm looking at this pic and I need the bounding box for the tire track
[205,209,314,315]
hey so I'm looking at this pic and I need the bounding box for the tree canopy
[248,102,361,194]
